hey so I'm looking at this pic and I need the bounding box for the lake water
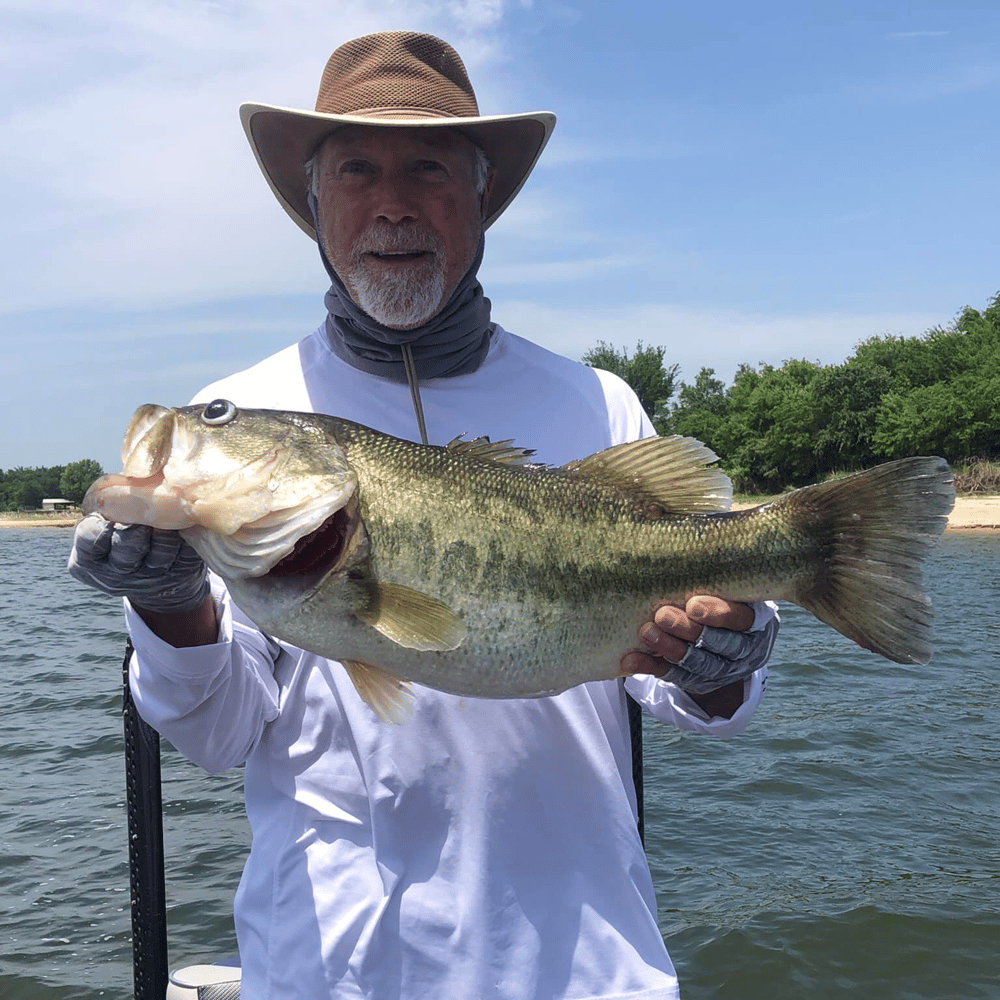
[1,527,997,999]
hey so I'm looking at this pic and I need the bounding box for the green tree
[874,374,1000,461]
[724,359,828,492]
[852,333,940,391]
[811,359,894,470]
[863,292,1000,462]
[59,459,105,503]
[666,368,729,453]
[0,465,62,510]
[582,341,679,433]
[579,292,1000,490]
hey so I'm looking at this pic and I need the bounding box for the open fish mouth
[84,400,360,581]
[265,492,362,583]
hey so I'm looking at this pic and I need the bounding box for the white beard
[348,256,447,329]
[347,222,447,329]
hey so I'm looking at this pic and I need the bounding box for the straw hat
[240,31,556,237]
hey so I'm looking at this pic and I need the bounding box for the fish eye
[201,399,238,426]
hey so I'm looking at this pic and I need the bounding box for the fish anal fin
[354,581,467,652]
[342,660,414,724]
[564,436,732,514]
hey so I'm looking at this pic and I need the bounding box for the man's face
[314,126,493,329]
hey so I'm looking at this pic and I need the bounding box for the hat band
[325,106,472,120]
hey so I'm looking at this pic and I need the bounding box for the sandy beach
[0,514,82,528]
[728,493,999,530]
[2,495,999,530]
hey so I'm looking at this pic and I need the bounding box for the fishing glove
[659,614,779,695]
[68,514,210,615]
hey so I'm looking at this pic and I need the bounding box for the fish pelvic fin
[354,581,467,652]
[342,660,414,724]
[783,457,954,664]
[563,435,733,514]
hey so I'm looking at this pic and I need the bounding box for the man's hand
[68,514,209,612]
[621,596,777,718]
[68,514,217,646]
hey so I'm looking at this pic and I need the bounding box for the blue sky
[2,0,998,472]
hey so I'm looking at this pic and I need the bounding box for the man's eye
[415,160,447,175]
[340,161,373,176]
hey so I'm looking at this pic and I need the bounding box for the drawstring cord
[401,323,495,446]
[401,343,429,446]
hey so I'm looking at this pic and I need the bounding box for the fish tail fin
[783,457,954,664]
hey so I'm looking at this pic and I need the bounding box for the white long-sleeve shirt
[127,324,769,1000]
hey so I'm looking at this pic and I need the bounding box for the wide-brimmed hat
[240,31,556,237]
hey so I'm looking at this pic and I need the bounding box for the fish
[83,399,955,723]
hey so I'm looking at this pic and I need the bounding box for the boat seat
[166,960,241,999]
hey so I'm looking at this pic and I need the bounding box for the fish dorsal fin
[354,581,467,652]
[445,434,536,466]
[562,436,732,514]
[342,659,414,724]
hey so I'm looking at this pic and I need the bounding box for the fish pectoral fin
[355,582,466,652]
[342,660,414,725]
[563,436,733,514]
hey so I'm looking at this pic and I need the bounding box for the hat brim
[239,103,556,237]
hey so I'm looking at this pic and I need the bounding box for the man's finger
[685,596,755,632]
[146,529,184,572]
[73,513,116,561]
[107,523,155,573]
[620,650,668,677]
[651,603,702,644]
[637,617,690,663]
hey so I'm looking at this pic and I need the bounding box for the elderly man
[70,32,777,1000]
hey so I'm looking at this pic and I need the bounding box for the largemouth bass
[83,399,954,723]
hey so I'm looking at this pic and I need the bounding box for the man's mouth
[367,250,433,262]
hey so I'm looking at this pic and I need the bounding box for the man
[70,32,777,999]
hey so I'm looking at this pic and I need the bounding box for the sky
[2,0,998,472]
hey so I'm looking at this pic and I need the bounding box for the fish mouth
[262,491,364,584]
[121,404,177,478]
[267,503,351,578]
[92,401,361,577]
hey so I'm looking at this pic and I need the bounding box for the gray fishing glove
[68,513,210,614]
[659,614,779,695]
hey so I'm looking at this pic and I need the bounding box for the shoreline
[3,494,999,530]
[729,493,1000,530]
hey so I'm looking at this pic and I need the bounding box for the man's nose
[371,177,419,225]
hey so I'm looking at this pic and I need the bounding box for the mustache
[353,223,441,258]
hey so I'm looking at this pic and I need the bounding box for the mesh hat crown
[240,31,556,236]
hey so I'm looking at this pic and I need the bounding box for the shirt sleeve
[624,665,768,739]
[125,574,281,773]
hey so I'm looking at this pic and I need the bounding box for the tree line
[0,459,104,511]
[584,291,1000,494]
